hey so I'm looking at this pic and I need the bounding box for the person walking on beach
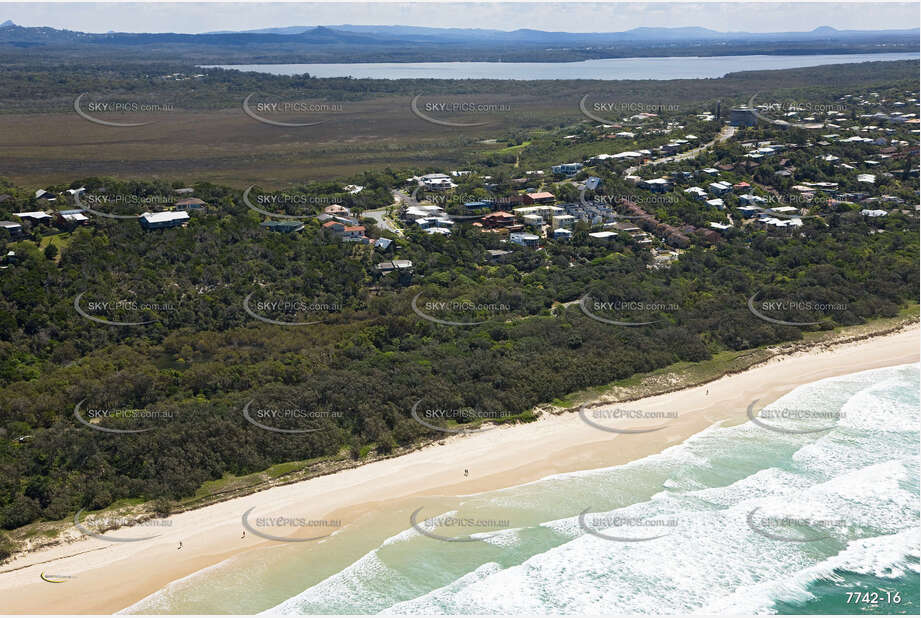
[464,469,469,477]
[241,530,246,539]
[177,539,182,550]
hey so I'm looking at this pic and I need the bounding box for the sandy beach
[1,325,917,614]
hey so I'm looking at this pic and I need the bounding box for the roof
[139,211,190,223]
[526,192,555,199]
[175,197,206,206]
[588,231,617,238]
[14,211,51,219]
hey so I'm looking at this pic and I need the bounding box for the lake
[203,52,918,80]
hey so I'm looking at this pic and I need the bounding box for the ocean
[122,363,920,615]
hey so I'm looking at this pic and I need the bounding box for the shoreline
[0,322,917,614]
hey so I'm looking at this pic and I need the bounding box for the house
[510,232,540,248]
[374,238,393,251]
[522,213,543,228]
[175,197,206,211]
[34,189,56,202]
[464,201,490,210]
[708,181,733,196]
[486,249,512,262]
[342,225,369,242]
[139,211,190,230]
[343,184,364,194]
[522,192,555,205]
[56,209,89,226]
[684,187,707,201]
[424,227,452,236]
[0,220,23,237]
[738,194,768,206]
[860,209,888,217]
[639,178,672,193]
[706,198,725,209]
[857,174,876,184]
[588,231,618,241]
[324,204,351,216]
[419,173,455,191]
[552,228,573,240]
[733,182,751,193]
[174,187,195,195]
[376,260,414,282]
[584,177,602,191]
[551,163,583,176]
[699,168,720,176]
[260,220,304,233]
[481,211,516,228]
[709,222,732,230]
[14,211,52,223]
[737,206,760,218]
[552,214,576,229]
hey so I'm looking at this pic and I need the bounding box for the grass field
[0,93,580,188]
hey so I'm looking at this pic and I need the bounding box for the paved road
[364,193,405,236]
[625,125,737,175]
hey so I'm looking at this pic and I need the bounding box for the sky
[0,2,918,34]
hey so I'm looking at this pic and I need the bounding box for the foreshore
[0,323,918,614]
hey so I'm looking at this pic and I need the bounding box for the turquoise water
[202,53,919,80]
[122,363,920,615]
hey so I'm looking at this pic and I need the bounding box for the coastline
[0,322,917,614]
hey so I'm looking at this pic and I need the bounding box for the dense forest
[0,171,917,531]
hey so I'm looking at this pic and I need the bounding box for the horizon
[0,2,918,35]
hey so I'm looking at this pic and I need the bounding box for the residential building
[0,221,23,237]
[552,228,573,240]
[522,191,556,205]
[139,211,190,230]
[260,220,304,233]
[510,232,540,248]
[14,211,52,223]
[551,162,583,176]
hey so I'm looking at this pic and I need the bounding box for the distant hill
[209,23,920,44]
[0,22,916,64]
